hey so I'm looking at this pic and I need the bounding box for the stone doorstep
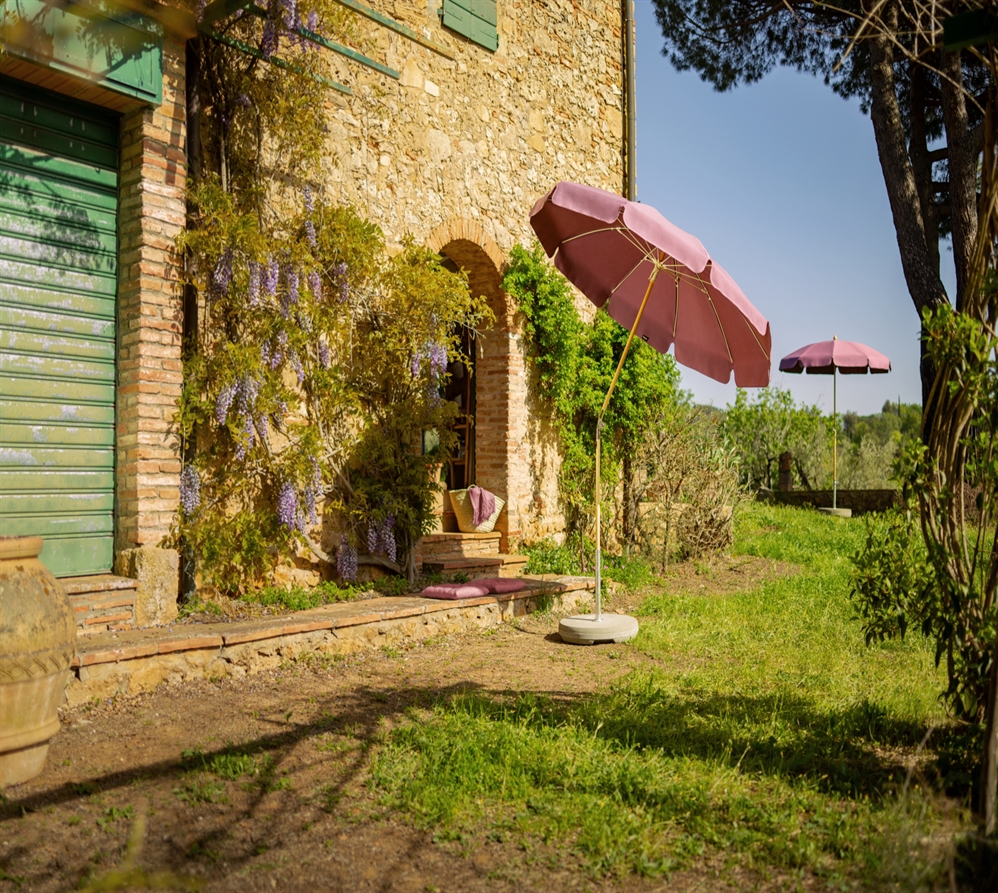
[420,532,502,543]
[70,575,596,671]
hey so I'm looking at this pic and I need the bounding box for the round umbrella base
[818,507,852,518]
[558,613,639,645]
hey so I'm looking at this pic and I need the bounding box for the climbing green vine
[502,243,681,554]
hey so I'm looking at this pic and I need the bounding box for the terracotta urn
[0,536,76,788]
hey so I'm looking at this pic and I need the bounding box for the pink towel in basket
[468,485,496,527]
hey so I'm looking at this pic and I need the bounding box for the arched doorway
[426,220,519,546]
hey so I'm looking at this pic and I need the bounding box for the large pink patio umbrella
[529,181,772,643]
[779,337,891,509]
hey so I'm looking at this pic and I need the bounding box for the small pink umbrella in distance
[779,337,891,509]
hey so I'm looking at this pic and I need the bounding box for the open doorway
[442,325,476,490]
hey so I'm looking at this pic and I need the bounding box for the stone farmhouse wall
[319,0,627,547]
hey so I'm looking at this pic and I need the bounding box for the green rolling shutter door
[0,77,120,576]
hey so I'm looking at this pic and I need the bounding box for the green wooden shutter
[0,76,120,577]
[440,0,498,51]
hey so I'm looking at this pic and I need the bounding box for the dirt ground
[0,558,804,893]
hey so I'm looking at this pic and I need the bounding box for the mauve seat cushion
[477,578,526,594]
[421,583,490,600]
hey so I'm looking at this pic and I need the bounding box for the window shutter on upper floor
[440,0,498,52]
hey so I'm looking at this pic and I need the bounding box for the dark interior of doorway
[444,325,476,491]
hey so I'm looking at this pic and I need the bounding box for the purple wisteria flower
[307,9,318,32]
[267,341,281,370]
[216,383,235,426]
[254,414,269,449]
[179,465,201,515]
[337,536,357,582]
[428,341,447,379]
[248,261,261,306]
[305,219,317,249]
[289,350,304,386]
[318,339,330,369]
[303,184,314,214]
[264,258,280,298]
[277,481,298,530]
[235,414,255,461]
[237,93,251,110]
[334,262,349,302]
[235,374,260,414]
[308,269,321,299]
[294,310,313,334]
[366,514,396,562]
[411,341,448,382]
[261,18,278,57]
[213,248,234,296]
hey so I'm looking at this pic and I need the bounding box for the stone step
[61,575,138,635]
[417,531,503,563]
[423,554,529,579]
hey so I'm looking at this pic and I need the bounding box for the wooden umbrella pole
[595,423,602,621]
[594,265,660,620]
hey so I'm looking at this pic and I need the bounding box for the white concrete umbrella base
[818,507,853,518]
[559,613,639,645]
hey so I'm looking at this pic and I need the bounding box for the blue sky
[634,1,953,415]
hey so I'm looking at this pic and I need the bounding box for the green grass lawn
[369,504,975,889]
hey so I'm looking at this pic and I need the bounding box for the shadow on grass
[0,676,979,891]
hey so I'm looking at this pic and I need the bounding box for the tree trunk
[939,49,979,313]
[982,642,998,836]
[622,453,633,553]
[865,6,949,409]
[908,63,940,275]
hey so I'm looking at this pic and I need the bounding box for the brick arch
[427,224,525,550]
[426,218,504,274]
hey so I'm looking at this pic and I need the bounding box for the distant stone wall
[761,489,900,514]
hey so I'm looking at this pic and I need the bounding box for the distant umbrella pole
[832,361,838,510]
[594,263,660,619]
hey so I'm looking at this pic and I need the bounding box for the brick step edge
[66,577,138,634]
[62,575,138,596]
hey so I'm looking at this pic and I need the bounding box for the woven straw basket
[448,489,504,533]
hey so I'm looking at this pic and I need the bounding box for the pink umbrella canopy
[779,340,891,375]
[529,180,772,387]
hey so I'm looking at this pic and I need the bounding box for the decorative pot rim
[0,536,44,562]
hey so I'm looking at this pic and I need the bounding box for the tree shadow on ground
[0,676,978,892]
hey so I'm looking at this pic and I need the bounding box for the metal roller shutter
[0,76,120,576]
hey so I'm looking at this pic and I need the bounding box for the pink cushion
[476,577,526,594]
[421,583,490,600]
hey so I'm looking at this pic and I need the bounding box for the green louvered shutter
[0,76,120,576]
[440,0,498,51]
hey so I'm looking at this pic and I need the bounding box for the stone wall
[322,0,626,545]
[761,489,900,514]
[322,0,625,254]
